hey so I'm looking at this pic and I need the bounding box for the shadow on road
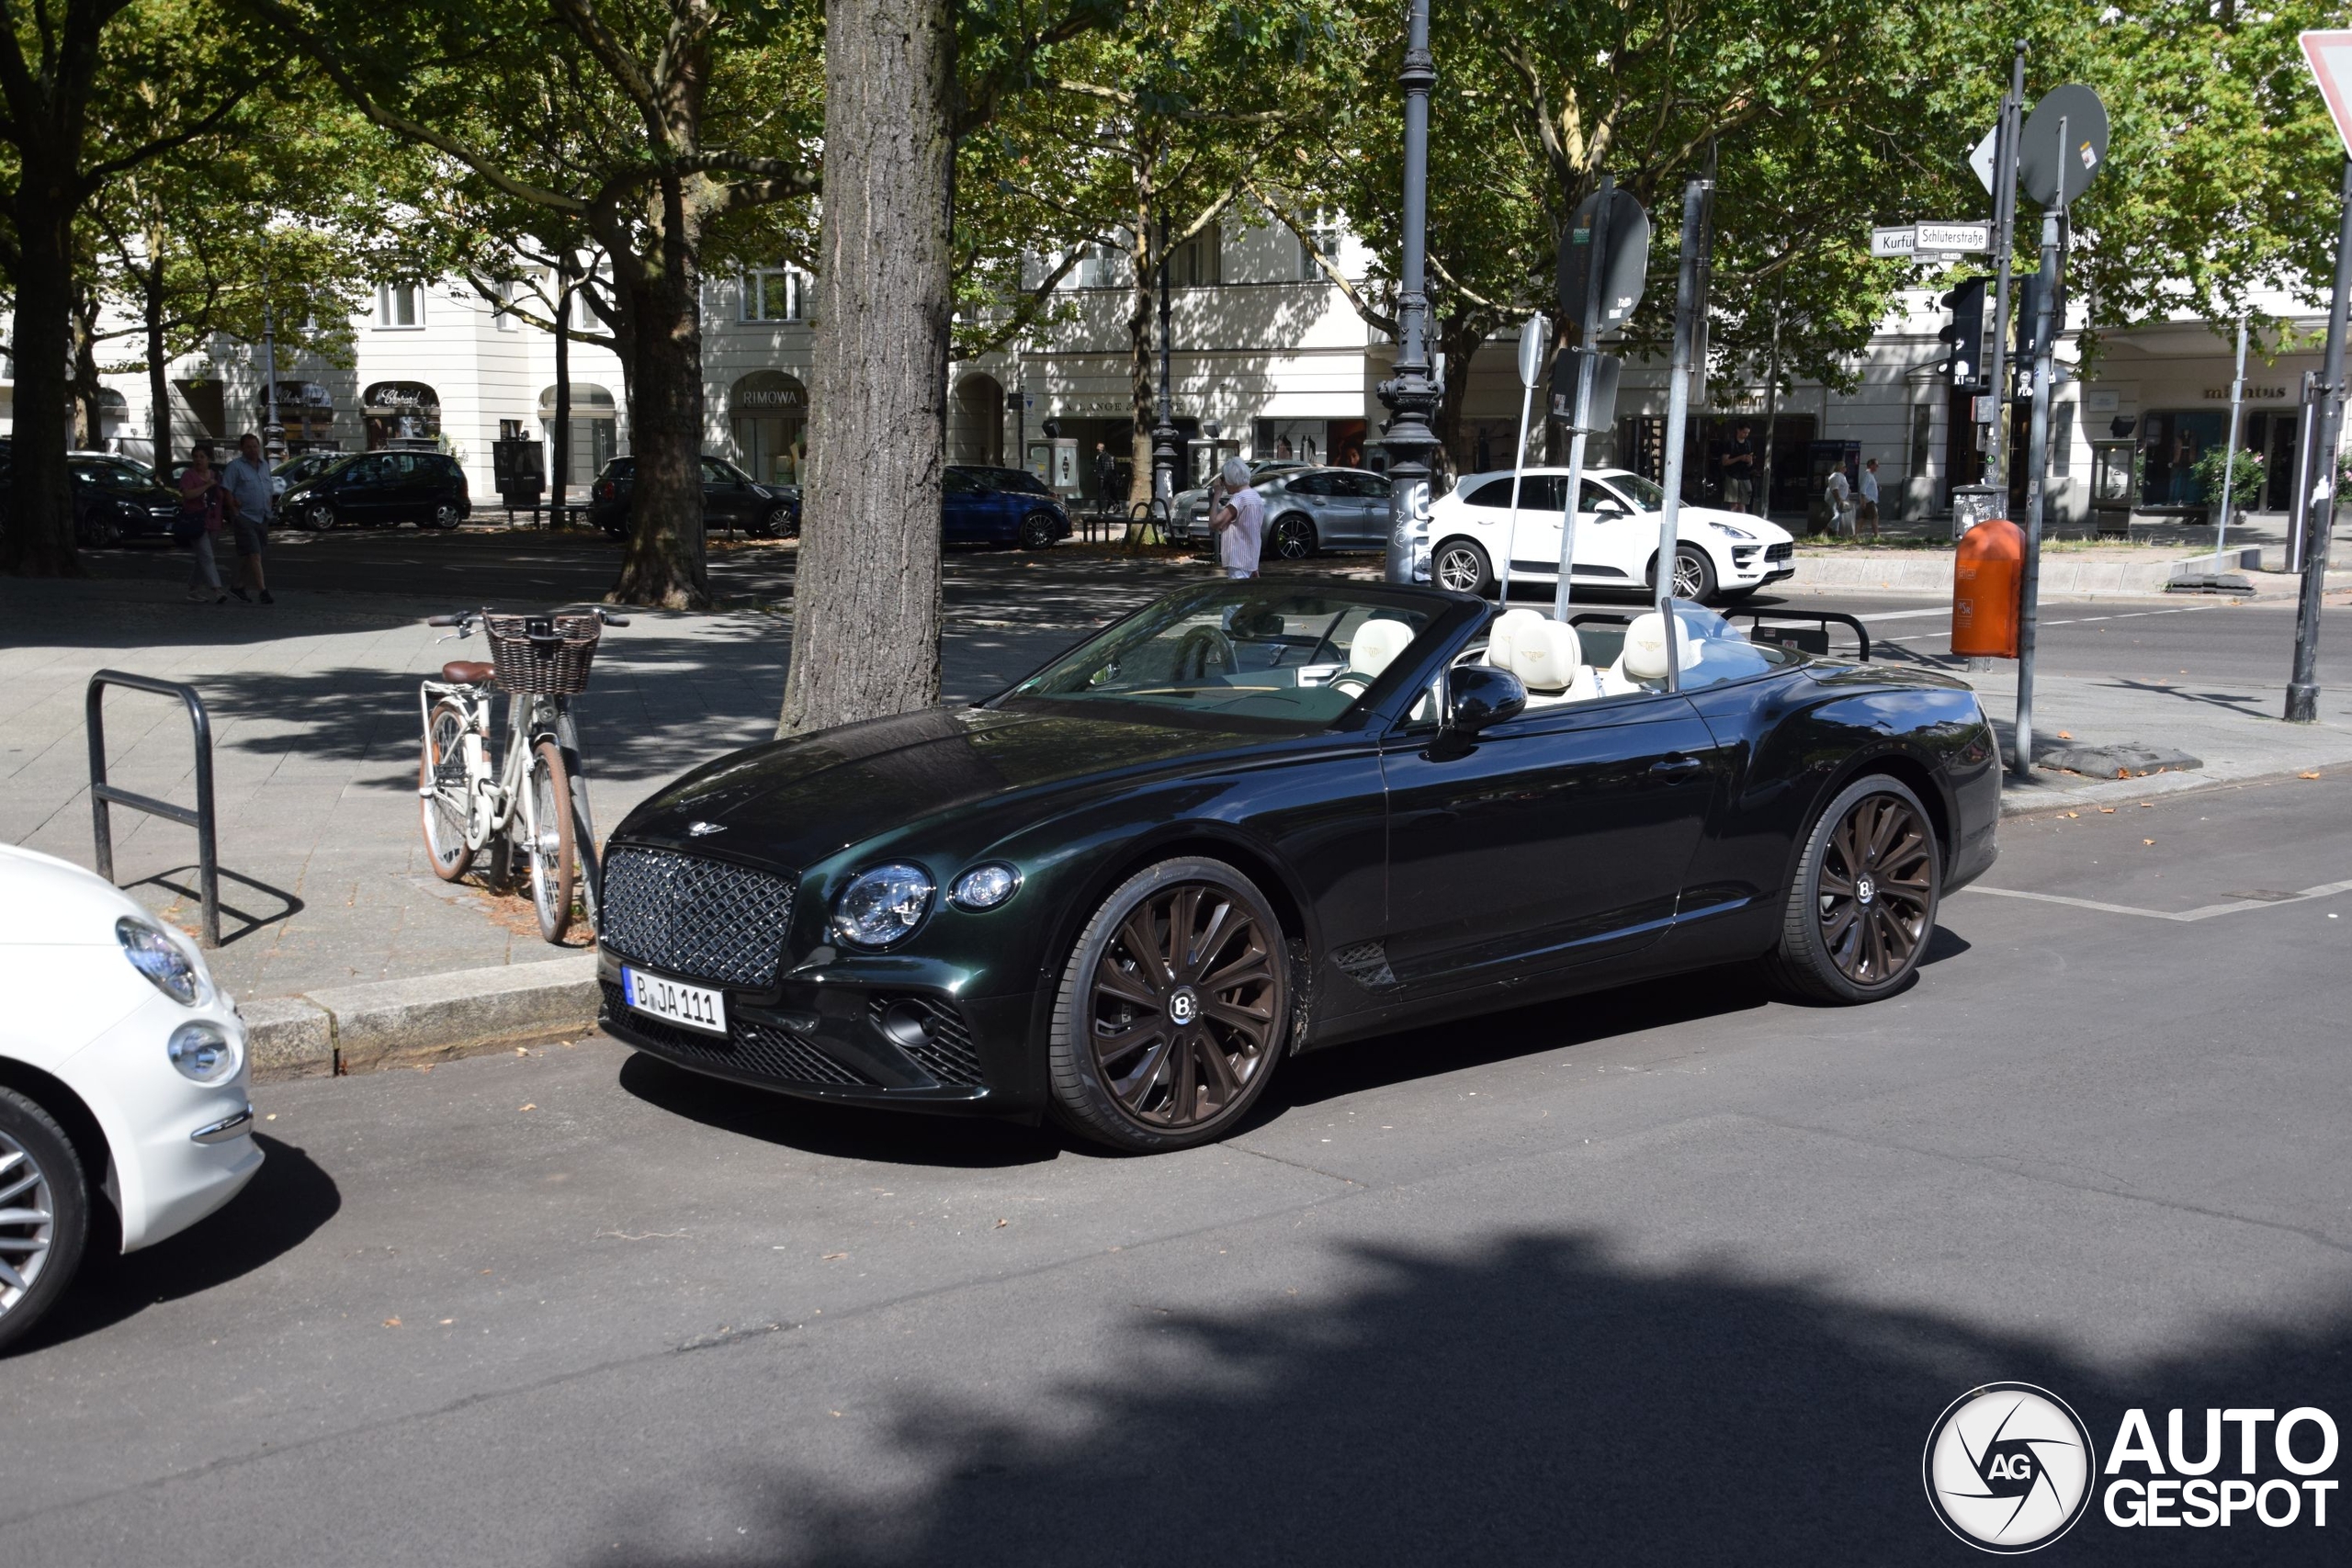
[7,1134,340,1356]
[588,1226,2349,1566]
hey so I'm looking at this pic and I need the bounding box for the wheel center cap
[1856,875,1877,906]
[1167,986,1201,1026]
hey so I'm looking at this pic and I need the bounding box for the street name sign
[2303,30,2352,156]
[1871,226,1917,258]
[1917,222,1992,254]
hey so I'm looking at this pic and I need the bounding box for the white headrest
[1619,613,1700,682]
[1349,617,1416,677]
[1489,613,1582,692]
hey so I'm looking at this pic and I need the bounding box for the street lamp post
[1151,209,1182,526]
[1379,0,1443,584]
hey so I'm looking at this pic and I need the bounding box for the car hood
[0,842,151,945]
[616,704,1296,869]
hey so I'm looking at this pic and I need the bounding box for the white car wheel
[0,1089,88,1353]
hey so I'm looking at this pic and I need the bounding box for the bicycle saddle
[441,660,494,685]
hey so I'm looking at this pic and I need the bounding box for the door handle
[1650,754,1706,777]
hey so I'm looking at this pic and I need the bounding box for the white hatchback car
[0,844,261,1350]
[1427,467,1794,604]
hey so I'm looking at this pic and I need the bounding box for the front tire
[300,502,335,532]
[1270,513,1317,560]
[761,503,796,538]
[0,1088,91,1355]
[1046,858,1291,1153]
[1651,544,1718,603]
[526,740,578,943]
[1767,774,1940,1003]
[1019,511,1059,550]
[429,501,463,529]
[1432,537,1494,596]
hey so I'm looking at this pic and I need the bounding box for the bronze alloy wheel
[1048,858,1290,1151]
[1770,773,1940,1002]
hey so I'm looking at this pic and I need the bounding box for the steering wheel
[1328,669,1376,696]
[1172,626,1237,681]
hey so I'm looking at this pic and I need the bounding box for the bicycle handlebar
[424,608,629,628]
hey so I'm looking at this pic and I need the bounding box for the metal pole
[1656,176,1713,692]
[1984,43,2027,502]
[1553,173,1615,619]
[1152,209,1180,524]
[2215,317,2248,566]
[2286,156,2352,723]
[261,264,279,451]
[1503,375,1534,607]
[1379,0,1442,584]
[86,681,113,885]
[2013,205,2064,780]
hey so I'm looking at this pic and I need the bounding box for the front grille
[868,994,985,1087]
[602,982,876,1087]
[1765,541,1793,563]
[600,848,797,987]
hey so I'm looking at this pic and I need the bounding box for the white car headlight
[948,863,1020,911]
[167,1021,239,1083]
[118,916,203,1005]
[1710,521,1757,540]
[830,863,935,948]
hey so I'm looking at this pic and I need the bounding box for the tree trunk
[1432,315,1491,487]
[552,265,571,509]
[2,189,85,576]
[70,287,104,449]
[145,269,172,472]
[776,0,954,736]
[608,222,713,609]
[1125,207,1156,526]
[1758,306,1783,526]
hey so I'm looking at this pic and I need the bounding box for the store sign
[2202,385,2291,400]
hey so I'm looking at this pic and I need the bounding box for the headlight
[167,1021,239,1083]
[948,863,1020,911]
[830,863,935,948]
[118,917,203,1005]
[1711,521,1757,540]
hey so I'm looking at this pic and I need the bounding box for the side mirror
[1444,664,1525,733]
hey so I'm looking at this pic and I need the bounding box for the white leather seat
[1348,617,1416,679]
[1487,611,1600,705]
[1603,611,1701,694]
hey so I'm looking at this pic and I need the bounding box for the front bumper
[596,948,1038,1114]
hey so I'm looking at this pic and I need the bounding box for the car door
[700,458,749,528]
[1376,682,1724,993]
[1341,472,1393,547]
[334,454,391,525]
[1576,479,1652,586]
[941,468,985,543]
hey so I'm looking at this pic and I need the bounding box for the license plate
[622,966,727,1036]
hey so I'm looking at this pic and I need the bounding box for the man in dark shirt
[1723,422,1758,513]
[1091,442,1117,502]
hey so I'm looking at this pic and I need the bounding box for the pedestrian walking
[220,433,277,604]
[1091,442,1117,502]
[1209,457,1263,580]
[1722,421,1758,512]
[176,444,229,604]
[1857,457,1882,541]
[1823,464,1854,539]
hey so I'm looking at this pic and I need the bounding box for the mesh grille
[600,848,797,987]
[868,994,986,1087]
[1330,941,1397,989]
[602,982,875,1088]
[1765,542,1793,563]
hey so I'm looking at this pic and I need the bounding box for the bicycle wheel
[526,739,578,943]
[419,699,476,881]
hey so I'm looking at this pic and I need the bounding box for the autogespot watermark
[1924,1385,2340,1552]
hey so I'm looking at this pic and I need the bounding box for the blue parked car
[944,465,1071,548]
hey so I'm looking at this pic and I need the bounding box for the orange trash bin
[1951,517,2024,659]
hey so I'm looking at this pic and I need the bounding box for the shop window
[1169,223,1222,288]
[2139,410,2228,508]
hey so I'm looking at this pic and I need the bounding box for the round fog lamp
[167,1021,240,1084]
[949,863,1020,912]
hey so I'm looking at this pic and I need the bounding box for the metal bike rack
[86,671,220,947]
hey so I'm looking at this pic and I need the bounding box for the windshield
[1000,584,1435,727]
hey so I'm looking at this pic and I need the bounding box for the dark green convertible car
[594,580,1999,1152]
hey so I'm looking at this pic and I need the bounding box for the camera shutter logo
[1923,1383,2098,1552]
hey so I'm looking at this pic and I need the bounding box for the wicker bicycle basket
[484,613,603,695]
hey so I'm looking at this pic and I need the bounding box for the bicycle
[416,606,628,943]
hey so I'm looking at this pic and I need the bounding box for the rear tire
[0,1088,90,1355]
[1432,537,1494,596]
[526,739,578,944]
[1767,773,1940,1003]
[419,700,476,882]
[1046,857,1290,1153]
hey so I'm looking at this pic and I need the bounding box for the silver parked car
[1177,466,1394,558]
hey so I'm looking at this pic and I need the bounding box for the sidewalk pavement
[7,568,2349,1080]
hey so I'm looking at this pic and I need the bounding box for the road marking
[1852,607,1954,623]
[1957,877,2352,922]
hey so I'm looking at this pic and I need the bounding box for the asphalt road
[5,773,2347,1565]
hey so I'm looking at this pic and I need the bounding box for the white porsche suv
[1426,467,1794,604]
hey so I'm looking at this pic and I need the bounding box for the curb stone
[241,954,600,1081]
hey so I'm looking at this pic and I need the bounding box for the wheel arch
[0,1057,111,1201]
[1807,745,1956,879]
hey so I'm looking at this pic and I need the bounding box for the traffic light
[1939,278,1987,389]
[2013,271,2052,360]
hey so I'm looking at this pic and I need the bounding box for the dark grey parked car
[1178,466,1393,558]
